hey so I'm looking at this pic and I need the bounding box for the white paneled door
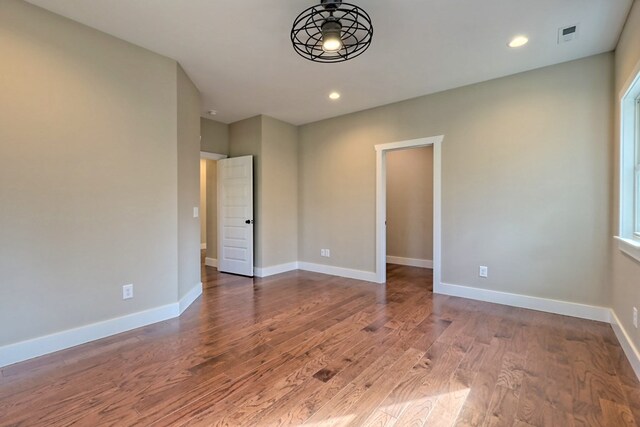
[217,156,254,276]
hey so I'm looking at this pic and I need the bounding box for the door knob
[245,219,254,224]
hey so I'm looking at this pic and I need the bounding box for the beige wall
[0,0,183,346]
[262,116,298,267]
[201,117,229,155]
[177,65,202,299]
[299,53,612,306]
[386,147,433,261]
[612,0,640,350]
[206,160,218,260]
[200,159,207,245]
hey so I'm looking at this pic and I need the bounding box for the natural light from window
[302,388,471,426]
[617,71,640,263]
[635,96,640,238]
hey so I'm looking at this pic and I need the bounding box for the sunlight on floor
[303,414,357,427]
[304,388,471,426]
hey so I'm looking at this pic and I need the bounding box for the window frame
[617,69,640,263]
[634,96,640,239]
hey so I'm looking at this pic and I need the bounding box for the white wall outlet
[321,249,330,257]
[193,207,199,218]
[122,284,133,300]
[479,266,488,278]
[634,307,638,329]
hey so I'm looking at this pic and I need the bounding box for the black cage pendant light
[291,0,373,63]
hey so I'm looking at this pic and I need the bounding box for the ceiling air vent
[558,24,579,44]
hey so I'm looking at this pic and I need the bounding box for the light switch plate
[193,207,199,218]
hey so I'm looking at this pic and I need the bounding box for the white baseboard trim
[437,282,611,323]
[201,243,207,250]
[255,262,299,278]
[0,304,177,368]
[298,261,377,283]
[436,282,638,380]
[0,282,203,369]
[386,256,433,269]
[610,310,640,381]
[179,282,203,314]
[205,257,217,268]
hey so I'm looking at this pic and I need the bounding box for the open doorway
[385,146,434,287]
[200,151,226,278]
[375,136,443,289]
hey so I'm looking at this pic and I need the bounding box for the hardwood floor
[1,262,639,426]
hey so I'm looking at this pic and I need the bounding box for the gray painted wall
[177,64,202,299]
[612,0,640,352]
[228,115,298,269]
[387,146,434,261]
[0,0,201,346]
[262,116,298,267]
[201,117,229,155]
[299,54,612,307]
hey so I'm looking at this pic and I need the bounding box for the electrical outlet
[122,284,133,300]
[634,307,638,329]
[479,266,488,278]
[321,249,330,257]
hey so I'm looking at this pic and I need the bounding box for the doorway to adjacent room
[374,135,443,290]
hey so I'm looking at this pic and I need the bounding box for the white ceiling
[26,0,632,125]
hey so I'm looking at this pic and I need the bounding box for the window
[635,97,640,238]
[617,72,640,262]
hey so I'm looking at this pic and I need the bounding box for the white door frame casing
[375,136,444,288]
[200,152,227,265]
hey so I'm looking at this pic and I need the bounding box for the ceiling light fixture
[329,92,341,100]
[291,0,373,63]
[508,35,529,48]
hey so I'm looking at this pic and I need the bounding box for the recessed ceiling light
[508,36,529,48]
[207,110,217,116]
[329,92,340,100]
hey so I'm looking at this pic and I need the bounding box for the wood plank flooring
[1,261,639,426]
